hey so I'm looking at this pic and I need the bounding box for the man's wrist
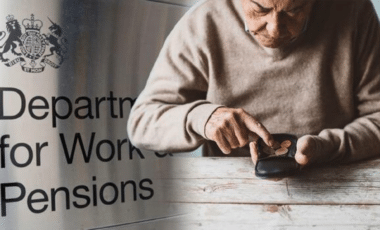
[187,103,224,139]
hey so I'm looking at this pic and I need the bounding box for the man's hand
[250,134,331,167]
[205,107,275,156]
[294,135,332,166]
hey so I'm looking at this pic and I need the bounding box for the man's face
[241,0,315,48]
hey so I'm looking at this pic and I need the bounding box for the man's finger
[221,125,241,149]
[229,116,250,147]
[248,132,259,143]
[249,141,258,165]
[242,113,274,147]
[214,130,232,154]
[295,152,309,166]
[295,135,315,166]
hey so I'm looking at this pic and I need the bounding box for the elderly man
[127,0,380,167]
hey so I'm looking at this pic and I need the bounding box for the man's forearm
[316,112,380,164]
[127,98,221,152]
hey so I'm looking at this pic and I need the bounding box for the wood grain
[154,158,380,204]
[137,157,380,229]
[129,204,380,230]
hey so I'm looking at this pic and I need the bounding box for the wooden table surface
[146,157,380,230]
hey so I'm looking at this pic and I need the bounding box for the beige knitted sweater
[127,0,380,162]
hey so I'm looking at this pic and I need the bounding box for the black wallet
[255,133,301,178]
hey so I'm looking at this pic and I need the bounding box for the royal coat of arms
[0,14,68,73]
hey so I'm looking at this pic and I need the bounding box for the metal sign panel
[0,0,190,229]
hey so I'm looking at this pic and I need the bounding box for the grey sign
[0,0,192,229]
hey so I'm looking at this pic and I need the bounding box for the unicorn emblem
[43,17,67,65]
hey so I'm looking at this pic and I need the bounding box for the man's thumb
[295,135,316,166]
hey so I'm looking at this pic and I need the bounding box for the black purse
[255,134,301,178]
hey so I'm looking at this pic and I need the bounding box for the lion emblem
[0,15,22,62]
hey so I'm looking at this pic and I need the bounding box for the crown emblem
[6,15,15,22]
[22,14,43,31]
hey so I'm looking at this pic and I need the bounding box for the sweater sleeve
[127,13,222,152]
[316,1,380,163]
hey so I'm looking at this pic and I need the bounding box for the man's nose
[266,12,285,38]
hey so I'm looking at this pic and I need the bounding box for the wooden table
[147,157,380,230]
